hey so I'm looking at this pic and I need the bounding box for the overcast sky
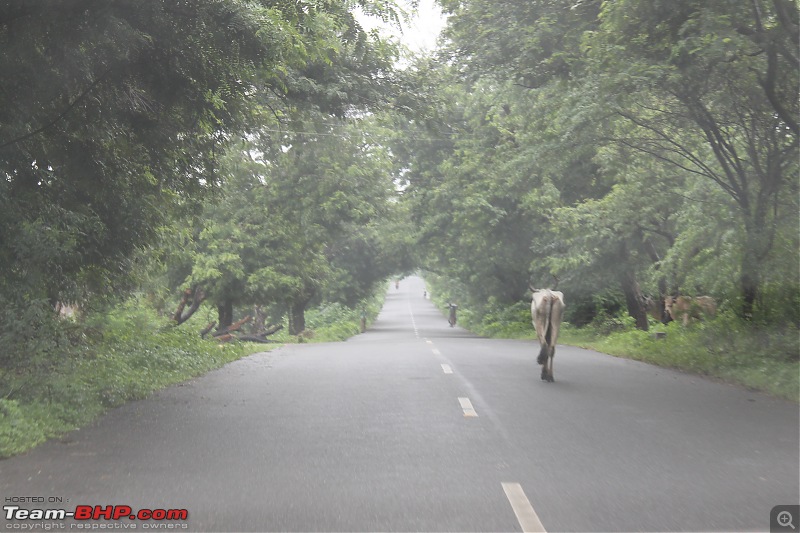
[356,0,447,55]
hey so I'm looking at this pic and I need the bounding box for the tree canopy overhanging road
[1,278,797,532]
[0,2,798,530]
[0,0,797,342]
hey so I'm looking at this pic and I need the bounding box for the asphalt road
[1,275,798,532]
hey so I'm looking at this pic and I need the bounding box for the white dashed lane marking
[502,482,547,532]
[422,335,540,531]
[409,303,419,338]
[458,397,478,417]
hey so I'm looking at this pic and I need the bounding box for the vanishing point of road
[1,276,798,531]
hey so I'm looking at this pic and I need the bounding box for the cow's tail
[537,296,553,365]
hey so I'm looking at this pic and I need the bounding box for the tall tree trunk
[641,234,671,324]
[657,277,670,324]
[288,301,306,336]
[740,226,762,320]
[252,305,266,334]
[217,299,233,330]
[620,273,649,331]
[618,244,649,331]
[739,197,775,319]
[288,288,315,336]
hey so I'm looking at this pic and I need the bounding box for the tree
[0,0,407,366]
[394,56,614,315]
[407,0,799,325]
[188,116,398,333]
[588,0,799,317]
[1,1,274,306]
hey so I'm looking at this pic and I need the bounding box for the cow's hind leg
[537,343,548,365]
[537,322,552,365]
[540,347,554,382]
[541,350,554,382]
[541,322,556,382]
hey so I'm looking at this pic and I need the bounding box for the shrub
[0,297,258,458]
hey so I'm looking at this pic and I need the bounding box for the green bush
[561,312,799,401]
[0,298,260,458]
[467,301,533,338]
[0,400,45,458]
[304,292,385,342]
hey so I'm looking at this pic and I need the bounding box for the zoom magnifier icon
[778,511,796,530]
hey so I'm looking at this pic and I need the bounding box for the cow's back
[531,289,565,334]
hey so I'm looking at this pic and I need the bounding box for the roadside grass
[268,291,385,344]
[424,281,798,401]
[559,316,799,401]
[0,291,384,459]
[0,302,269,458]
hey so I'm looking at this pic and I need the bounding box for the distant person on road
[448,303,457,327]
[395,279,400,289]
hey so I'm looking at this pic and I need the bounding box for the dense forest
[402,0,799,328]
[1,0,413,345]
[0,0,797,453]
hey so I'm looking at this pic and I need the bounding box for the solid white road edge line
[502,482,547,533]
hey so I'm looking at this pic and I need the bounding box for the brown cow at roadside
[642,296,665,322]
[664,295,717,326]
[530,287,566,382]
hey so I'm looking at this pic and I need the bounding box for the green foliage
[0,282,389,458]
[587,0,799,316]
[0,0,278,306]
[3,0,799,455]
[305,292,385,342]
[186,115,402,330]
[263,288,385,344]
[578,314,799,401]
[0,399,47,458]
[0,298,261,458]
[0,0,404,365]
[399,0,798,328]
[469,301,533,339]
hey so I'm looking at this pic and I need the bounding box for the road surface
[1,276,798,531]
